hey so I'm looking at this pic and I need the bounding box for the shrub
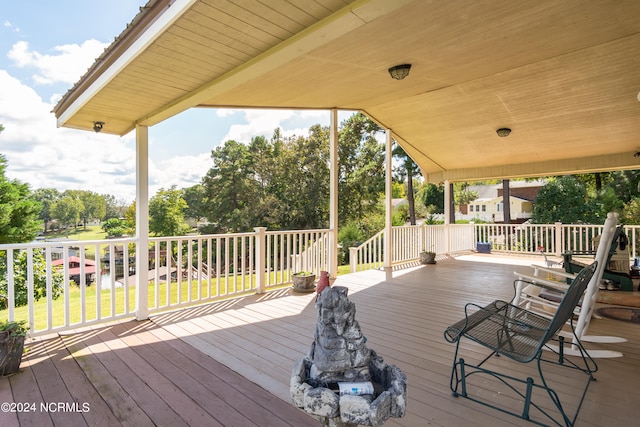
[0,249,64,310]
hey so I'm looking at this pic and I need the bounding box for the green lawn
[2,270,299,332]
[44,224,108,241]
[6,226,353,332]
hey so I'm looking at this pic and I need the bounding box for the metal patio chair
[444,262,598,427]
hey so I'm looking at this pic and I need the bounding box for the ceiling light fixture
[388,64,411,80]
[93,121,104,133]
[496,127,511,137]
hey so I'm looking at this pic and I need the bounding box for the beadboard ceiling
[53,0,640,183]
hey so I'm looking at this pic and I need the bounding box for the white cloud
[215,108,240,118]
[222,109,332,143]
[0,69,212,202]
[151,153,211,194]
[4,20,18,33]
[0,69,139,201]
[8,39,107,85]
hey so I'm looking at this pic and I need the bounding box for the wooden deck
[2,254,639,426]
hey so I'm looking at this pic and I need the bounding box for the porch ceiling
[53,0,640,183]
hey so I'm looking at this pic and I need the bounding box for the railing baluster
[27,248,35,331]
[44,247,53,331]
[79,245,86,324]
[6,222,631,337]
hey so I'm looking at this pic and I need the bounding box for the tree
[199,114,385,235]
[391,182,405,198]
[454,182,479,206]
[51,195,83,236]
[246,133,292,229]
[622,197,640,224]
[531,176,599,224]
[149,186,191,236]
[202,140,258,232]
[33,188,61,232]
[77,191,106,228]
[124,201,136,234]
[101,218,128,237]
[338,113,385,226]
[418,182,445,214]
[602,170,640,206]
[182,184,207,227]
[102,194,129,220]
[393,142,421,225]
[502,179,511,224]
[0,154,42,244]
[279,126,331,229]
[0,249,64,310]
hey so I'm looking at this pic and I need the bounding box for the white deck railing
[0,228,330,336]
[3,221,639,335]
[349,222,640,272]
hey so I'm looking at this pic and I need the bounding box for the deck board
[151,255,640,427]
[1,254,639,426]
[1,320,315,426]
[40,334,120,427]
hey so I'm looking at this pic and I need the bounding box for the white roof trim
[56,0,199,131]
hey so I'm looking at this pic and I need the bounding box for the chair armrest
[444,301,508,343]
[445,299,551,354]
[530,265,575,279]
[514,273,570,293]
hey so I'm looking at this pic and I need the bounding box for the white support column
[135,124,149,321]
[329,109,339,276]
[384,129,393,269]
[444,180,451,226]
[254,227,266,294]
[554,221,563,256]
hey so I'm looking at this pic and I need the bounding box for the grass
[2,270,302,332]
[43,224,108,241]
[7,225,355,332]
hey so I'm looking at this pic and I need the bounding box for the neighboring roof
[472,196,532,204]
[392,198,407,208]
[52,256,97,266]
[466,180,547,199]
[53,0,640,183]
[52,256,98,276]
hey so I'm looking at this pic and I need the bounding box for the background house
[459,180,546,223]
[52,256,96,285]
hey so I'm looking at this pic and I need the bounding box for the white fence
[0,228,330,336]
[4,221,639,335]
[349,222,640,272]
[348,224,475,272]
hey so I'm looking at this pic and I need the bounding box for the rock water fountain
[290,273,407,427]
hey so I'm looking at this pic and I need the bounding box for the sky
[0,1,352,203]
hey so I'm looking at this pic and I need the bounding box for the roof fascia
[426,152,640,183]
[55,0,198,131]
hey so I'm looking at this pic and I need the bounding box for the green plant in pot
[0,320,28,376]
[292,271,316,293]
[419,249,436,265]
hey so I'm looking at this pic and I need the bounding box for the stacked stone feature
[309,286,371,385]
[290,285,407,427]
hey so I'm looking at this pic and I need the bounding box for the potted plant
[0,320,28,376]
[419,249,437,265]
[292,271,316,292]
